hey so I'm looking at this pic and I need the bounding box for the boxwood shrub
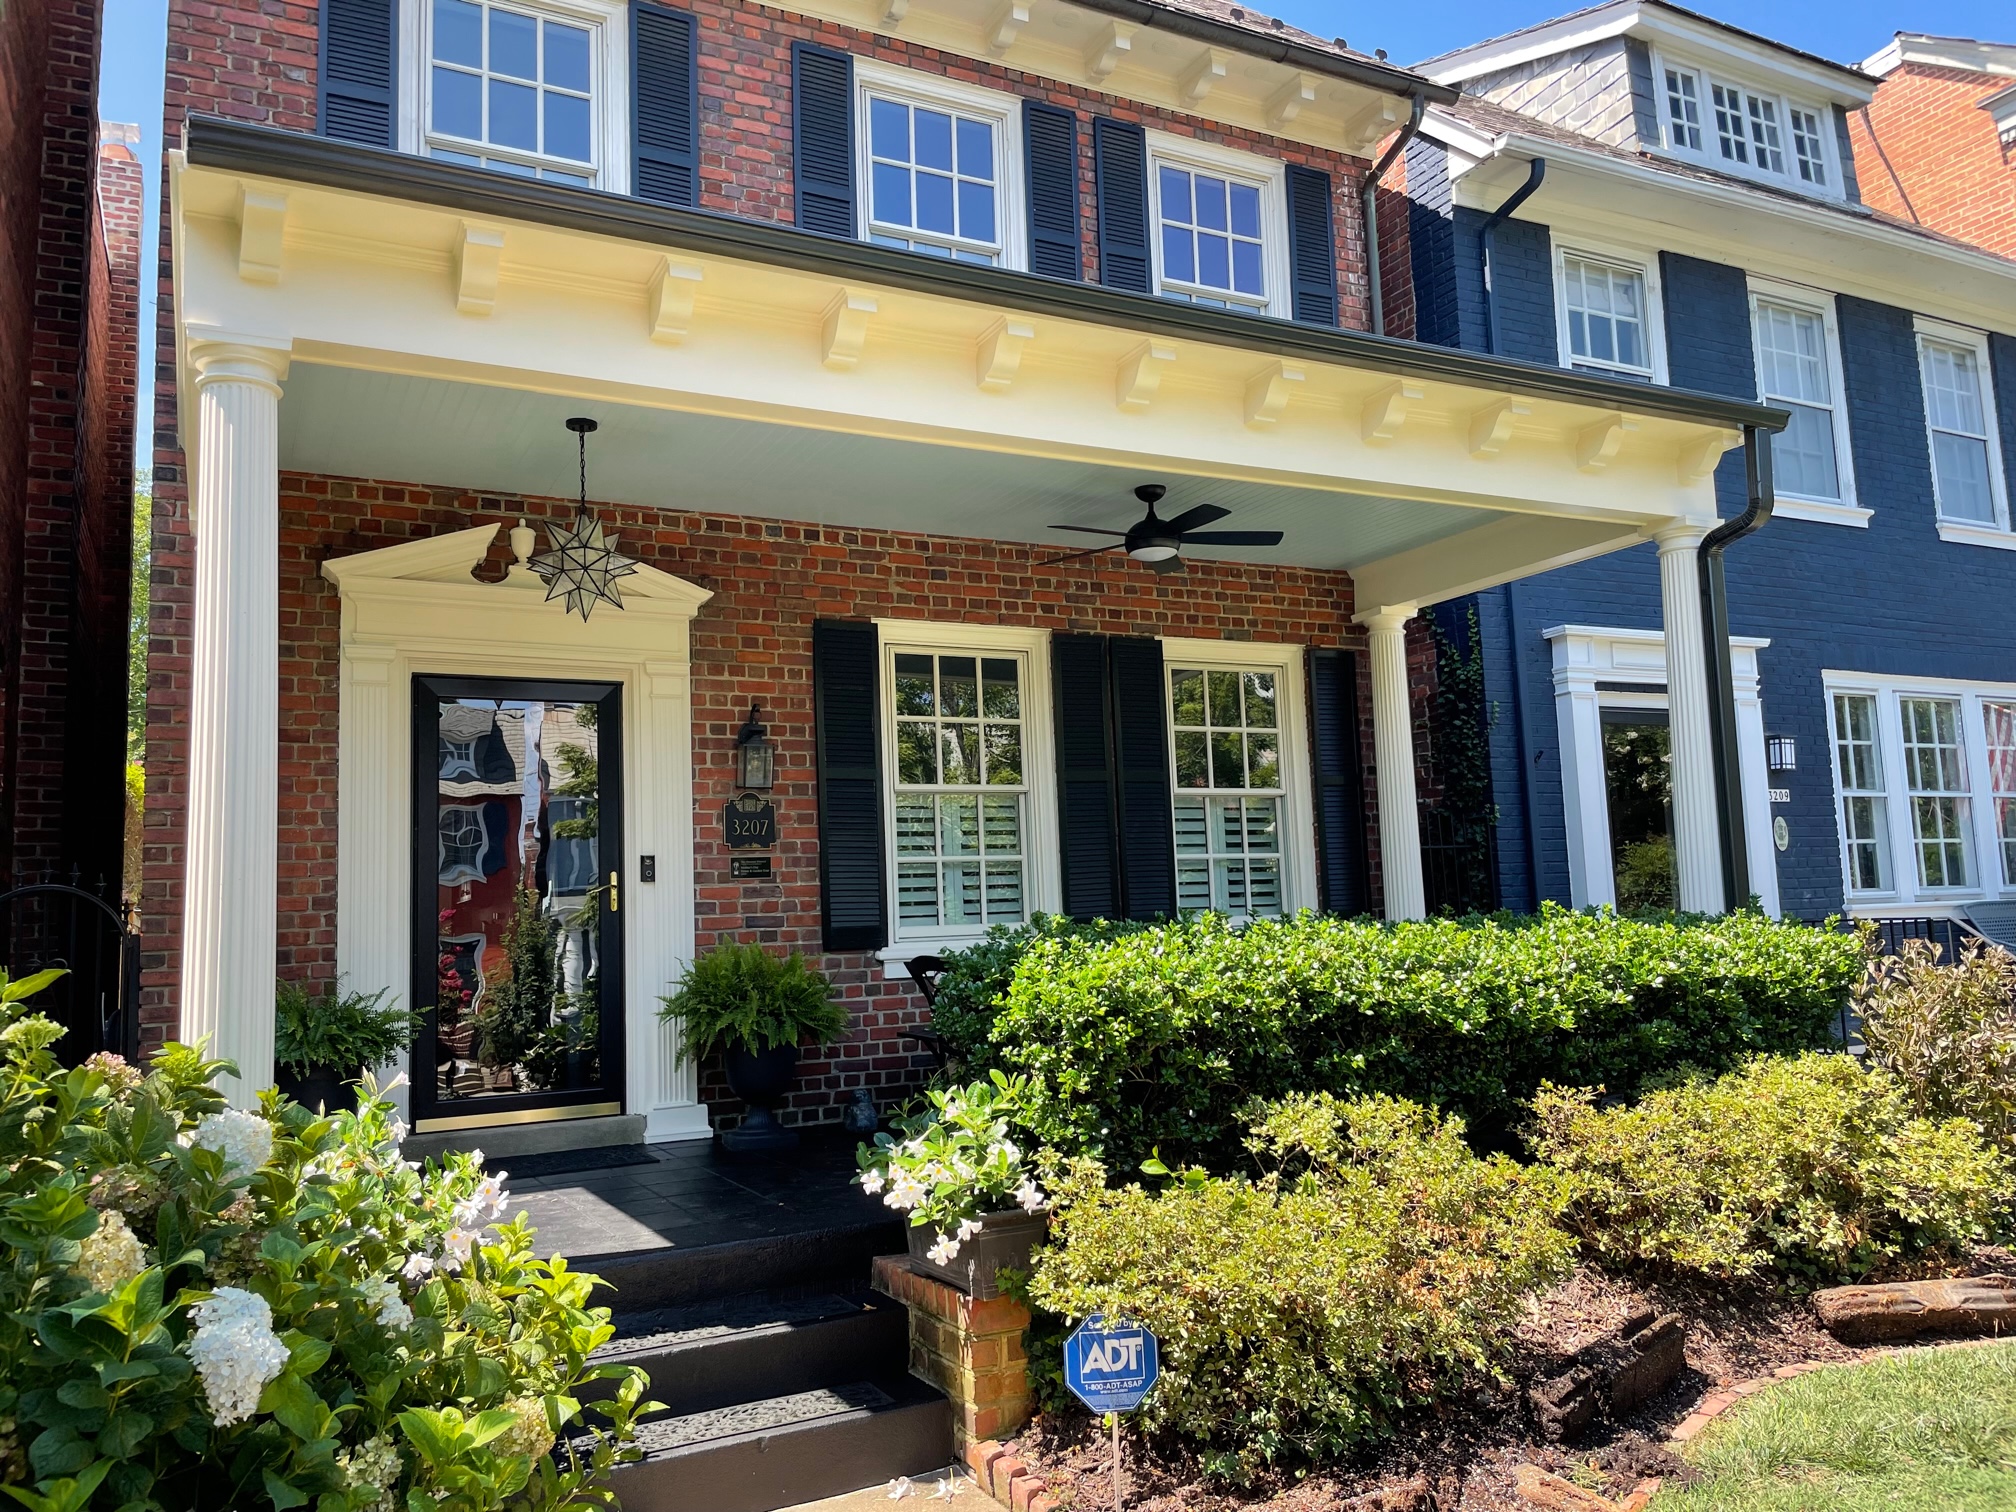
[960,906,1861,1169]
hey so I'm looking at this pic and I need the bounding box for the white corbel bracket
[236,186,287,285]
[1343,97,1407,156]
[1085,19,1137,81]
[986,0,1029,55]
[1361,379,1423,444]
[880,0,908,24]
[1179,48,1228,104]
[1116,339,1176,412]
[1468,397,1532,459]
[1244,360,1305,429]
[1677,427,1743,484]
[822,289,878,370]
[976,317,1036,393]
[1575,413,1640,473]
[647,257,704,343]
[456,222,505,316]
[1266,72,1318,129]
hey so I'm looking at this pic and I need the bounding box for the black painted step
[600,1374,952,1512]
[589,1289,908,1419]
[579,1215,904,1311]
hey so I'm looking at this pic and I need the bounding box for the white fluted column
[1361,606,1425,921]
[181,333,290,1105]
[1655,523,1724,914]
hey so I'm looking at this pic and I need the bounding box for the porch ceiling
[281,363,1490,572]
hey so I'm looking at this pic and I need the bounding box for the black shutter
[1024,102,1082,281]
[1109,636,1176,918]
[319,0,396,147]
[814,619,886,952]
[1307,648,1369,915]
[633,2,698,208]
[1285,165,1338,327]
[1093,118,1151,293]
[793,42,855,237]
[1052,635,1118,919]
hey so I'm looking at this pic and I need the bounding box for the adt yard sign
[1064,1314,1159,1414]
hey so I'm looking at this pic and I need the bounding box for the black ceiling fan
[1039,485,1285,574]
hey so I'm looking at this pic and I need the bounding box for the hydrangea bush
[855,1072,1045,1266]
[0,971,651,1512]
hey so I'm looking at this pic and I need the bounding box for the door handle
[609,871,620,913]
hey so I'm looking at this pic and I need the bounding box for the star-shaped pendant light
[530,417,640,621]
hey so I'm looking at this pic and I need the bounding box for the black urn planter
[277,1064,358,1115]
[720,1043,800,1152]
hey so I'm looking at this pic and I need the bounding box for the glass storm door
[411,676,624,1131]
[1601,709,1676,914]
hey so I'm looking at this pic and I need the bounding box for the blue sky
[97,0,2013,467]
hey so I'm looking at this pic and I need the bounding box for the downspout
[1363,93,1426,336]
[1477,157,1546,354]
[1698,426,1776,911]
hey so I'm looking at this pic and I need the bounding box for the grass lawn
[1658,1340,2016,1511]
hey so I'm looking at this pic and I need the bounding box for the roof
[1429,92,2016,265]
[1416,0,1872,88]
[1861,33,2016,79]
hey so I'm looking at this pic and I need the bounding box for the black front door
[411,676,624,1131]
[1602,708,1676,914]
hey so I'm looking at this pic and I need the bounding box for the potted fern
[274,979,422,1113]
[659,942,847,1151]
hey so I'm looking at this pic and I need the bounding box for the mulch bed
[998,1249,2015,1512]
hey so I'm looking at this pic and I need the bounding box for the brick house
[146,0,1781,1146]
[1854,32,2016,260]
[0,0,142,912]
[1399,0,2016,930]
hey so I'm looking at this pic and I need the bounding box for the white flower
[440,1227,479,1273]
[385,1117,409,1149]
[927,1235,960,1266]
[469,1173,509,1221]
[400,1252,435,1282]
[859,1167,887,1195]
[361,1276,413,1331]
[1014,1179,1045,1214]
[999,1140,1020,1163]
[955,1218,983,1242]
[885,1478,913,1500]
[77,1210,147,1295]
[884,1173,927,1212]
[930,1476,968,1500]
[336,1435,403,1512]
[495,1395,556,1461]
[187,1287,290,1427]
[189,1110,275,1181]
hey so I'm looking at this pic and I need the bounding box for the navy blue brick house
[1404,0,2016,927]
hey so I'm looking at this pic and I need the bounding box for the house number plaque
[724,792,778,851]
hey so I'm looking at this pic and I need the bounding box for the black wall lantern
[1767,734,1798,774]
[735,701,776,790]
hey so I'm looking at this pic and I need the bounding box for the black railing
[1420,807,1499,917]
[0,871,139,1062]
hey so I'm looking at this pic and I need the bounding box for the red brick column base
[872,1254,1034,1452]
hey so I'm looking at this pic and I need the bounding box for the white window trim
[1746,276,1864,525]
[397,0,632,194]
[874,620,1057,970]
[854,60,1027,272]
[1552,240,1669,385]
[1914,315,2012,541]
[1822,669,2016,913]
[1158,636,1317,917]
[1646,44,1843,203]
[1144,129,1292,320]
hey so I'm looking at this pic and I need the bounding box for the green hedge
[954,906,1861,1169]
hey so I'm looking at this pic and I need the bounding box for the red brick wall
[1850,65,2016,259]
[232,476,1375,1126]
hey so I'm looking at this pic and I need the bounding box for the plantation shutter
[632,2,699,208]
[792,42,856,237]
[813,619,887,952]
[1093,118,1151,293]
[1109,636,1176,918]
[1051,634,1119,919]
[1285,164,1339,327]
[1023,102,1083,281]
[319,0,397,148]
[1307,648,1370,915]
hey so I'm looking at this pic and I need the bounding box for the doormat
[487,1145,662,1180]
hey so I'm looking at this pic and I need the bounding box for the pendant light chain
[528,416,640,621]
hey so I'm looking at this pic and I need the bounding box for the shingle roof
[1145,0,1379,66]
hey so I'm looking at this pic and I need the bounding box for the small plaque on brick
[731,855,772,880]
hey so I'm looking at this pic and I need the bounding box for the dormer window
[1789,108,1828,185]
[1656,53,1839,199]
[1664,68,1702,151]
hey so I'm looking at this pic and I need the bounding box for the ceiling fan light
[1129,543,1180,562]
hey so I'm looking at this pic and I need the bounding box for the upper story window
[1712,82,1783,173]
[1664,68,1703,151]
[1655,55,1839,200]
[1916,320,2010,537]
[1146,133,1290,318]
[1749,281,1855,514]
[1788,108,1828,186]
[855,64,1022,269]
[1556,248,1661,380]
[426,0,598,184]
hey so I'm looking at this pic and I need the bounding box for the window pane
[1159,165,1191,225]
[1171,668,1205,725]
[915,171,955,234]
[1197,232,1229,289]
[1774,403,1840,500]
[895,795,935,855]
[1210,731,1244,789]
[1933,433,1996,523]
[1162,223,1194,283]
[914,108,953,171]
[1174,730,1208,788]
[983,723,1022,785]
[940,657,978,716]
[872,162,912,227]
[981,795,1020,853]
[1231,239,1262,296]
[1174,795,1208,854]
[956,117,992,179]
[1242,672,1276,728]
[433,65,482,137]
[893,653,934,714]
[544,19,589,91]
[939,795,978,855]
[896,723,936,785]
[870,97,908,162]
[940,724,979,785]
[1207,670,1241,726]
[957,178,994,244]
[1924,342,1987,434]
[1900,696,1971,888]
[1194,175,1228,231]
[489,77,538,149]
[434,0,483,65]
[981,658,1019,716]
[1229,183,1260,239]
[490,7,537,79]
[1247,733,1279,789]
[545,90,590,161]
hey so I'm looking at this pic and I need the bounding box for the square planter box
[905,1208,1048,1299]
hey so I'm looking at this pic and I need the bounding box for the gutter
[1363,93,1426,336]
[1698,427,1775,911]
[182,118,1788,434]
[1477,157,1546,354]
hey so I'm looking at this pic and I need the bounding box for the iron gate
[0,873,138,1061]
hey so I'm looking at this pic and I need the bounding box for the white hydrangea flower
[189,1109,274,1181]
[187,1287,290,1427]
[493,1396,556,1461]
[1014,1179,1045,1214]
[77,1210,147,1295]
[926,1235,960,1266]
[859,1167,886,1195]
[336,1434,403,1512]
[400,1252,435,1282]
[360,1277,413,1331]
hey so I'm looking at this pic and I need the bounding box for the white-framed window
[1748,280,1857,518]
[1146,132,1290,318]
[1647,48,1840,200]
[854,63,1024,268]
[400,0,630,191]
[1664,66,1703,152]
[878,624,1056,951]
[1788,106,1828,186]
[1555,246,1662,381]
[438,804,491,885]
[1823,672,2016,909]
[1915,319,2010,539]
